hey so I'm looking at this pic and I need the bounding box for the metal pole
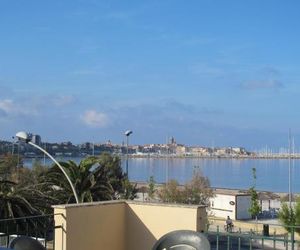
[289,129,292,208]
[291,226,295,250]
[17,142,20,181]
[28,141,79,204]
[17,143,20,166]
[43,143,46,165]
[126,136,129,176]
[11,141,14,155]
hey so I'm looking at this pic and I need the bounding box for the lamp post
[288,129,292,208]
[124,130,133,176]
[12,136,20,180]
[11,136,15,155]
[15,131,79,204]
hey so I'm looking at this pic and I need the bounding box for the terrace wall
[53,201,207,250]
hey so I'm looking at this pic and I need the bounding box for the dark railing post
[216,225,219,250]
[249,229,253,250]
[6,222,9,247]
[53,220,55,250]
[216,226,220,250]
[34,220,38,240]
[43,222,47,249]
[227,233,230,250]
[16,223,19,236]
[0,214,57,250]
[26,220,29,236]
[291,227,295,250]
[237,227,241,250]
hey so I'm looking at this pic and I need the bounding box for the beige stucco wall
[125,202,206,250]
[54,201,126,250]
[53,201,207,250]
[54,208,67,250]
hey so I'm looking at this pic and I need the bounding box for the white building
[209,189,252,220]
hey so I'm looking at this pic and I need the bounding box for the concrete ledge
[52,199,125,209]
[53,199,207,209]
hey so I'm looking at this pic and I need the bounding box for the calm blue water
[23,157,299,193]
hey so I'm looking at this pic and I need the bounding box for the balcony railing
[3,209,299,250]
[0,214,59,250]
[206,218,300,250]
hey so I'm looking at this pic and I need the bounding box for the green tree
[97,152,126,198]
[248,168,261,220]
[183,172,213,205]
[43,153,137,203]
[158,180,184,203]
[17,160,48,187]
[148,176,156,200]
[158,171,213,205]
[296,200,300,232]
[44,156,114,203]
[0,177,55,218]
[0,154,55,217]
[278,199,300,235]
[0,180,39,218]
[95,152,138,200]
[0,178,56,237]
[120,178,138,200]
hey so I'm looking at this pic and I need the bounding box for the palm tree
[0,180,39,218]
[44,156,114,203]
[0,179,55,236]
[43,153,138,204]
[0,154,55,217]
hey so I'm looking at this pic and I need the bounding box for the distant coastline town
[0,135,298,159]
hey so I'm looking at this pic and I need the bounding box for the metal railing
[205,218,300,250]
[0,214,60,250]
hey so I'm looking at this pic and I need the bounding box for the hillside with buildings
[0,135,251,158]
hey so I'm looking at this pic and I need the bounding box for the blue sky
[1,0,300,150]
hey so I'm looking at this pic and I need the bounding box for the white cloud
[0,99,38,117]
[52,95,75,107]
[80,110,110,128]
[241,79,283,90]
[0,99,14,113]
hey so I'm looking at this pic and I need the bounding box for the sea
[23,157,299,193]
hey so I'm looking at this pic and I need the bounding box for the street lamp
[288,129,292,208]
[15,131,79,204]
[124,130,133,176]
